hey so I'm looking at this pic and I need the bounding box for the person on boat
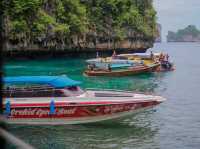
[96,51,99,58]
[88,64,95,71]
[165,53,169,61]
[88,65,91,70]
[150,51,154,60]
[112,50,117,59]
[159,52,164,62]
[140,60,144,65]
[108,64,112,71]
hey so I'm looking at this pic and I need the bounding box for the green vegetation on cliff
[3,0,157,50]
[167,25,200,42]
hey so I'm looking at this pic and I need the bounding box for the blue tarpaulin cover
[110,63,132,68]
[3,76,81,88]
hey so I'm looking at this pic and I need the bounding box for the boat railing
[2,88,56,92]
[2,86,85,98]
[86,88,132,92]
[3,85,54,91]
[85,88,154,95]
[2,87,67,98]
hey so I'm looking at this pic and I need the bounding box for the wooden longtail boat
[84,63,160,77]
[118,53,175,72]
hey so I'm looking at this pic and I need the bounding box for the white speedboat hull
[6,106,154,125]
[3,76,166,125]
[4,91,165,125]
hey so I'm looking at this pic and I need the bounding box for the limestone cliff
[2,0,157,54]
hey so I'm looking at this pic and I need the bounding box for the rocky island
[167,25,200,42]
[2,0,158,57]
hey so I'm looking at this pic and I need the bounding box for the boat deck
[3,89,164,106]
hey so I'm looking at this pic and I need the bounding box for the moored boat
[84,63,159,77]
[86,57,137,70]
[118,52,175,72]
[86,57,134,65]
[2,76,165,125]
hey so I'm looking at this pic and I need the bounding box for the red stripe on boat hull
[4,101,160,119]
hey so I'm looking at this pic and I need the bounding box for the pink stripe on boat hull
[4,101,160,119]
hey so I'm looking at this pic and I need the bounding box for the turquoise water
[4,43,200,149]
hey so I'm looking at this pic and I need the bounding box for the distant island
[167,25,200,42]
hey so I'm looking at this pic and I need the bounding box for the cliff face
[167,25,200,42]
[3,0,157,53]
[155,23,162,42]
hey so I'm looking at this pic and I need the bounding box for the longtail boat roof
[3,76,81,88]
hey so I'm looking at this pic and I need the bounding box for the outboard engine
[161,61,172,70]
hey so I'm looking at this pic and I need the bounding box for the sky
[153,0,200,41]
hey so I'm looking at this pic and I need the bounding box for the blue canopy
[111,63,132,68]
[3,76,81,88]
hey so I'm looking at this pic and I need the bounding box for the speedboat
[2,76,166,125]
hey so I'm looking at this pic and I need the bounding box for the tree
[3,0,157,50]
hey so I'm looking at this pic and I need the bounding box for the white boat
[3,76,166,125]
[118,52,161,59]
[118,52,175,72]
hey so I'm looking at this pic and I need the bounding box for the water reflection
[8,110,159,149]
[5,43,200,149]
[4,57,164,94]
[5,49,169,149]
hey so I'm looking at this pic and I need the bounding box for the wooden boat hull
[84,63,159,77]
[155,66,175,72]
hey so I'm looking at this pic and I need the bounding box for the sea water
[4,42,200,149]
